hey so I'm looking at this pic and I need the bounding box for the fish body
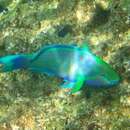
[0,44,120,93]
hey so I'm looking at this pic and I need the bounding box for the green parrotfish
[0,44,120,93]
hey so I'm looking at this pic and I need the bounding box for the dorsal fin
[31,44,78,62]
[80,42,91,52]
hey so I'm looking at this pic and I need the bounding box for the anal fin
[60,80,75,89]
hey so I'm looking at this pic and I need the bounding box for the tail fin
[0,54,33,72]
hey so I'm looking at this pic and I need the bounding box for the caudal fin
[0,54,33,72]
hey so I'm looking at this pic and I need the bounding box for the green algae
[0,0,130,129]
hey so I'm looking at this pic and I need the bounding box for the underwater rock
[0,0,129,129]
[0,5,8,13]
[83,3,110,34]
[57,24,72,37]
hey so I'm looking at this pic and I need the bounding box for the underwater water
[0,0,130,130]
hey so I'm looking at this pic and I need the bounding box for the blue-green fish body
[0,44,120,93]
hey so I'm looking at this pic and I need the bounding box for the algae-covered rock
[0,0,130,129]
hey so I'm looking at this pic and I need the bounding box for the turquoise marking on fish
[0,43,120,93]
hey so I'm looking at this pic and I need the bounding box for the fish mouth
[110,79,120,86]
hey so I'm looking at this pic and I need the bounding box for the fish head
[86,70,120,88]
[97,56,120,86]
[102,65,120,86]
[85,56,120,88]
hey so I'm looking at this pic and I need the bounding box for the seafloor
[0,0,130,130]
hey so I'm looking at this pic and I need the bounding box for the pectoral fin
[70,76,85,94]
[60,76,86,94]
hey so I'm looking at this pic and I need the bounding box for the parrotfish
[0,44,120,93]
